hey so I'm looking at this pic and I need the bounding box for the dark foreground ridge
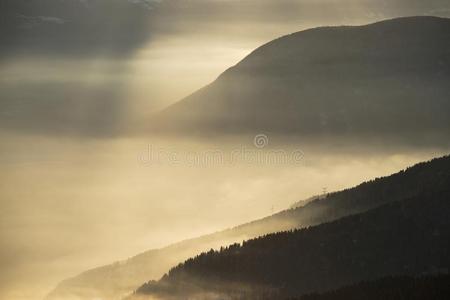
[296,274,450,300]
[136,181,450,298]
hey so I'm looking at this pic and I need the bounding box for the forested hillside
[297,274,450,300]
[48,155,450,300]
[136,189,450,299]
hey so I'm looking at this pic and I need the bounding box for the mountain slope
[135,189,450,299]
[47,155,450,300]
[296,275,450,300]
[151,16,450,143]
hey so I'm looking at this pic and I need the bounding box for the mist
[1,131,448,299]
[1,1,450,299]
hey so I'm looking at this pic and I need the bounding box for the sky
[1,1,450,299]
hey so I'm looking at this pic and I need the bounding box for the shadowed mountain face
[151,16,450,143]
[47,155,450,300]
[135,180,450,299]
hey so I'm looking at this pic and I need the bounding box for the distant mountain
[151,16,450,144]
[296,274,450,300]
[47,155,450,300]
[135,185,450,299]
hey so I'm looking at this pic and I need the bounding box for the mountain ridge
[150,16,450,142]
[135,188,450,299]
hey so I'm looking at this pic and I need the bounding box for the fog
[1,0,450,299]
[1,132,447,299]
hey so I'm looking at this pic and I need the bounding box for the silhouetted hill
[296,274,450,300]
[47,155,450,300]
[135,188,450,299]
[151,16,450,144]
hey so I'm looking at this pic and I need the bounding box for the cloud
[0,0,157,58]
[2,0,450,60]
[127,0,163,10]
[17,15,67,29]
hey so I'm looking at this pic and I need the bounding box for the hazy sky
[1,1,450,299]
[2,0,450,137]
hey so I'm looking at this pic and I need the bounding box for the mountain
[47,155,450,300]
[134,185,450,299]
[150,16,450,144]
